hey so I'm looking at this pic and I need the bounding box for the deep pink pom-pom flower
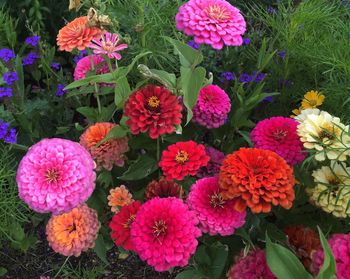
[187,177,246,236]
[16,138,96,215]
[250,117,306,166]
[73,55,108,80]
[130,197,201,272]
[175,0,246,49]
[311,233,350,279]
[227,249,276,279]
[192,85,231,129]
[197,146,225,177]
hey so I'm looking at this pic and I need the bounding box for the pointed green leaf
[93,234,109,265]
[114,76,131,108]
[118,155,158,181]
[96,125,129,147]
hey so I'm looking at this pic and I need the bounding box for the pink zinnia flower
[192,85,231,129]
[227,249,276,279]
[311,233,350,279]
[175,0,246,49]
[73,55,109,80]
[130,197,201,272]
[16,138,96,215]
[89,32,128,60]
[187,177,246,236]
[250,117,306,166]
[197,146,225,177]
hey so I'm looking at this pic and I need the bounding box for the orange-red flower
[57,16,102,52]
[144,176,185,200]
[46,204,100,257]
[107,185,134,213]
[79,122,129,171]
[219,148,295,213]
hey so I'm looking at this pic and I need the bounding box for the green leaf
[96,125,128,147]
[76,107,98,122]
[180,66,206,124]
[64,73,114,90]
[175,268,202,279]
[0,267,7,277]
[165,37,203,68]
[93,234,109,265]
[207,243,228,279]
[266,234,313,279]
[10,222,25,241]
[195,245,211,266]
[114,76,131,108]
[315,227,337,279]
[100,103,116,122]
[118,155,158,181]
[138,64,176,89]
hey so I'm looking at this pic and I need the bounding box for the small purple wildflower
[242,38,251,45]
[220,71,235,81]
[239,73,254,83]
[22,52,40,66]
[254,72,266,83]
[3,71,18,85]
[0,121,10,138]
[0,87,12,98]
[187,40,199,49]
[0,48,15,62]
[4,128,17,144]
[278,50,286,59]
[73,50,88,64]
[50,62,61,70]
[267,6,277,14]
[56,84,66,97]
[25,36,40,47]
[263,96,274,102]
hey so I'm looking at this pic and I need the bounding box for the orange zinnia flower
[219,148,295,213]
[57,16,102,52]
[107,185,134,212]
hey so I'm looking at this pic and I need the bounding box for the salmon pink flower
[89,32,128,60]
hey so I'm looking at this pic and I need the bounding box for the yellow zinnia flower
[301,90,325,109]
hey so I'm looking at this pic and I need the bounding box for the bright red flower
[144,176,185,200]
[109,201,141,251]
[159,141,210,181]
[124,85,182,139]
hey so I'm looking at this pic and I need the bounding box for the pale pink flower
[89,32,128,60]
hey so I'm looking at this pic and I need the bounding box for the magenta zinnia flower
[187,177,246,236]
[192,85,231,129]
[311,233,350,279]
[89,32,128,60]
[130,197,201,272]
[197,146,225,177]
[175,0,246,49]
[250,117,306,166]
[16,138,96,215]
[73,55,109,80]
[227,249,276,279]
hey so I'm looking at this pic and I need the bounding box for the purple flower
[220,71,236,81]
[267,6,277,14]
[278,50,286,59]
[254,72,266,83]
[50,62,61,70]
[73,50,88,64]
[243,38,251,45]
[197,146,225,178]
[187,40,199,49]
[23,52,40,66]
[0,48,15,62]
[25,36,40,47]
[4,128,17,143]
[263,96,274,102]
[0,87,12,98]
[3,71,18,85]
[239,73,254,83]
[0,121,10,138]
[56,84,66,97]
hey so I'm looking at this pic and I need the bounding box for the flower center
[153,219,167,237]
[210,192,225,208]
[307,99,317,107]
[66,223,76,233]
[175,150,189,164]
[147,96,160,108]
[102,41,115,52]
[318,124,341,142]
[45,169,60,183]
[205,4,231,21]
[123,214,136,229]
[272,129,288,141]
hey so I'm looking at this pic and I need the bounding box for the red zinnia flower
[124,85,182,139]
[159,141,210,181]
[219,148,295,213]
[109,201,141,251]
[144,176,185,200]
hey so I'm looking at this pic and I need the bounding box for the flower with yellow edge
[107,185,134,213]
[307,162,350,218]
[301,90,325,109]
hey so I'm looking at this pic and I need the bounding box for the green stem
[88,54,102,116]
[53,256,70,279]
[156,137,160,161]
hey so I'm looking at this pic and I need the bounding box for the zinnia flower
[130,197,201,272]
[46,204,100,256]
[227,249,276,279]
[124,85,182,139]
[175,0,246,49]
[197,146,225,177]
[192,85,231,129]
[89,32,128,60]
[219,148,295,213]
[107,185,134,213]
[187,177,246,235]
[301,90,325,109]
[73,55,109,81]
[294,108,321,122]
[16,138,96,215]
[144,176,185,200]
[250,117,306,165]
[297,110,350,161]
[159,141,210,181]
[307,162,350,218]
[311,233,350,279]
[284,225,321,269]
[109,201,141,251]
[79,122,129,171]
[57,16,102,52]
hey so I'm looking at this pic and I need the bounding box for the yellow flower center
[153,220,167,237]
[123,214,136,229]
[210,192,225,208]
[147,96,160,108]
[205,5,230,21]
[273,129,288,141]
[45,169,60,183]
[175,150,189,164]
[318,124,341,142]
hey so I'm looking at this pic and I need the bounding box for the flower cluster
[291,90,325,118]
[0,48,15,62]
[0,120,16,143]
